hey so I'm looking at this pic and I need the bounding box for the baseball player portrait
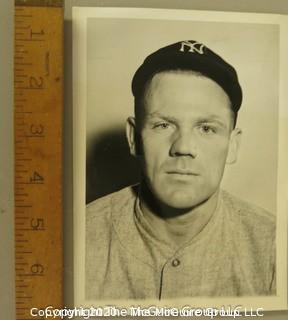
[85,40,276,300]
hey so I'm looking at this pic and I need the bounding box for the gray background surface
[1,0,288,319]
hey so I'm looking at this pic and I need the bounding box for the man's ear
[126,117,137,157]
[226,128,242,164]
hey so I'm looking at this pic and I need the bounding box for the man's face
[127,71,241,209]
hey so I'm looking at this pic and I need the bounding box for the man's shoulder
[86,185,138,222]
[221,190,276,236]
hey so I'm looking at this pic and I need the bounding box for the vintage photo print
[73,7,288,311]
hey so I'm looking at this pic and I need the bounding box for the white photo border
[73,7,288,311]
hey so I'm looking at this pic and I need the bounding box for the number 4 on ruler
[30,171,44,184]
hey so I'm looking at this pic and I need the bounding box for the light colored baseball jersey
[86,186,276,300]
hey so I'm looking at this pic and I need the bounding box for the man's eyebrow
[196,116,229,129]
[146,112,178,122]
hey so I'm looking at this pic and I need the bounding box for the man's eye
[199,124,216,134]
[153,122,171,129]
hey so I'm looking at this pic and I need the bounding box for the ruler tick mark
[15,205,32,208]
[20,273,44,277]
[16,87,45,90]
[15,39,44,42]
[16,26,30,30]
[25,135,45,138]
[17,228,45,231]
[15,14,32,17]
[15,63,32,66]
[17,182,44,185]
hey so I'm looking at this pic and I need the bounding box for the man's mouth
[166,170,199,176]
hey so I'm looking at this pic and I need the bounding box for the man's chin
[157,191,206,211]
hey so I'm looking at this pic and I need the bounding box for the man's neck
[138,184,220,247]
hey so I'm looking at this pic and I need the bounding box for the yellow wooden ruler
[14,1,63,319]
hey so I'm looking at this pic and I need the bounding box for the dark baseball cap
[132,40,242,113]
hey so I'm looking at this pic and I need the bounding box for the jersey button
[171,258,180,267]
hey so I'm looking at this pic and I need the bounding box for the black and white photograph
[73,7,288,310]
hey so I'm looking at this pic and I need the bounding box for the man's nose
[169,129,198,158]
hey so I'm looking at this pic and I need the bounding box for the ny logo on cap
[179,41,205,54]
